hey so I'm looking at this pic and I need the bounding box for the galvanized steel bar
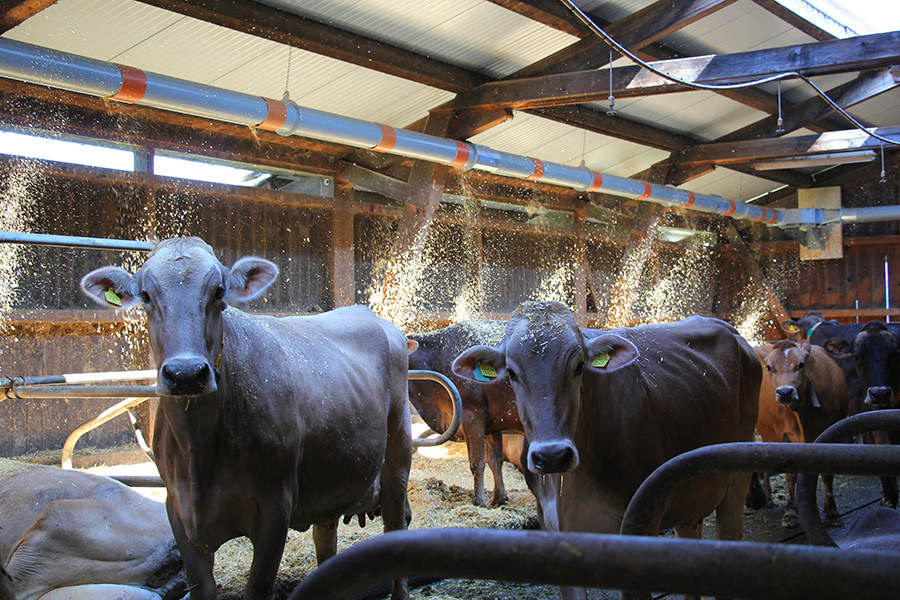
[3,384,158,399]
[797,410,900,547]
[619,442,900,537]
[61,396,150,469]
[0,230,154,252]
[1,369,156,390]
[286,527,900,600]
[408,370,463,447]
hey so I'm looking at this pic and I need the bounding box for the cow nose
[528,441,578,474]
[160,358,214,396]
[775,386,799,408]
[866,386,895,408]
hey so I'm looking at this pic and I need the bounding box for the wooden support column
[600,165,669,327]
[329,185,356,308]
[372,110,454,329]
[574,211,589,327]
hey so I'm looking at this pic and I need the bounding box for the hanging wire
[579,128,588,168]
[558,0,900,148]
[282,47,294,102]
[607,45,617,117]
[881,142,889,183]
[775,81,785,134]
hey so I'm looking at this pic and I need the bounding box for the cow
[407,320,522,507]
[824,320,900,508]
[452,301,761,600]
[80,237,413,600]
[756,340,849,527]
[0,463,185,600]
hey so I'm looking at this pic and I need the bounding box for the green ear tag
[474,362,497,382]
[592,353,610,368]
[105,289,122,307]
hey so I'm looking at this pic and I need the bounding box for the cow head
[81,237,278,397]
[825,321,900,409]
[759,339,814,411]
[452,301,638,476]
[781,311,834,342]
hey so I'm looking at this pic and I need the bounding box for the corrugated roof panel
[256,0,577,78]
[679,166,782,202]
[4,0,182,61]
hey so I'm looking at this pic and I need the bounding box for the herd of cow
[0,236,898,600]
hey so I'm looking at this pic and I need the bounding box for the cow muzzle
[527,441,579,475]
[159,357,216,397]
[865,386,898,409]
[775,386,801,411]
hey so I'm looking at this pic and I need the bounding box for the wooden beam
[337,163,429,209]
[514,0,737,78]
[749,0,837,42]
[716,68,898,143]
[450,32,900,110]
[675,126,900,166]
[0,0,58,32]
[483,0,588,37]
[134,0,485,94]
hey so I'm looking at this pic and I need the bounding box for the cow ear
[758,347,769,360]
[585,334,639,372]
[782,320,802,334]
[81,266,141,309]
[801,340,812,352]
[824,337,851,357]
[225,257,279,302]
[453,345,505,384]
[407,339,419,355]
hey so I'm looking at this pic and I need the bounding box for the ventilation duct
[0,38,895,234]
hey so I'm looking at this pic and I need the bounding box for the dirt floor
[69,436,890,600]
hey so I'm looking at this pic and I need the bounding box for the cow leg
[484,432,509,507]
[312,523,338,563]
[782,472,799,528]
[245,510,290,600]
[715,471,750,542]
[821,474,843,527]
[761,473,774,508]
[462,414,488,507]
[380,396,413,600]
[165,500,215,600]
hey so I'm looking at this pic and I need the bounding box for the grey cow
[81,237,412,600]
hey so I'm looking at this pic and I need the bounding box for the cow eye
[765,364,772,372]
[214,286,226,301]
[507,368,518,382]
[139,290,151,304]
[797,361,805,370]
[574,361,585,376]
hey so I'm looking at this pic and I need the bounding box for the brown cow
[81,238,412,600]
[0,464,185,600]
[453,301,760,600]
[756,340,849,527]
[407,321,522,507]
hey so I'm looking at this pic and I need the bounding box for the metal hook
[775,80,785,134]
[607,46,617,117]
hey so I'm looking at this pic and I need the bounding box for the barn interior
[0,0,898,597]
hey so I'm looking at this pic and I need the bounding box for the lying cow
[825,320,900,508]
[756,340,848,527]
[453,301,761,600]
[407,320,522,507]
[81,237,413,600]
[0,464,185,600]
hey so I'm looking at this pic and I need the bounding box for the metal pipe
[286,527,900,600]
[408,370,463,447]
[1,369,156,390]
[619,442,900,538]
[3,384,158,399]
[797,410,900,547]
[0,38,792,227]
[61,396,149,469]
[0,230,154,252]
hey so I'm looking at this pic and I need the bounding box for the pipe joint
[776,208,841,229]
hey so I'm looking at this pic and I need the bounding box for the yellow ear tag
[105,289,122,307]
[474,362,498,382]
[592,353,610,368]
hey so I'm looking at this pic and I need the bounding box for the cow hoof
[824,514,844,528]
[881,497,898,509]
[781,514,800,528]
[490,494,509,508]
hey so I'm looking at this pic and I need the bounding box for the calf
[0,465,185,600]
[756,340,849,527]
[825,320,900,508]
[407,321,522,507]
[453,301,760,600]
[81,237,412,600]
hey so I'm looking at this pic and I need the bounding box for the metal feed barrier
[1,368,463,471]
[286,413,900,600]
